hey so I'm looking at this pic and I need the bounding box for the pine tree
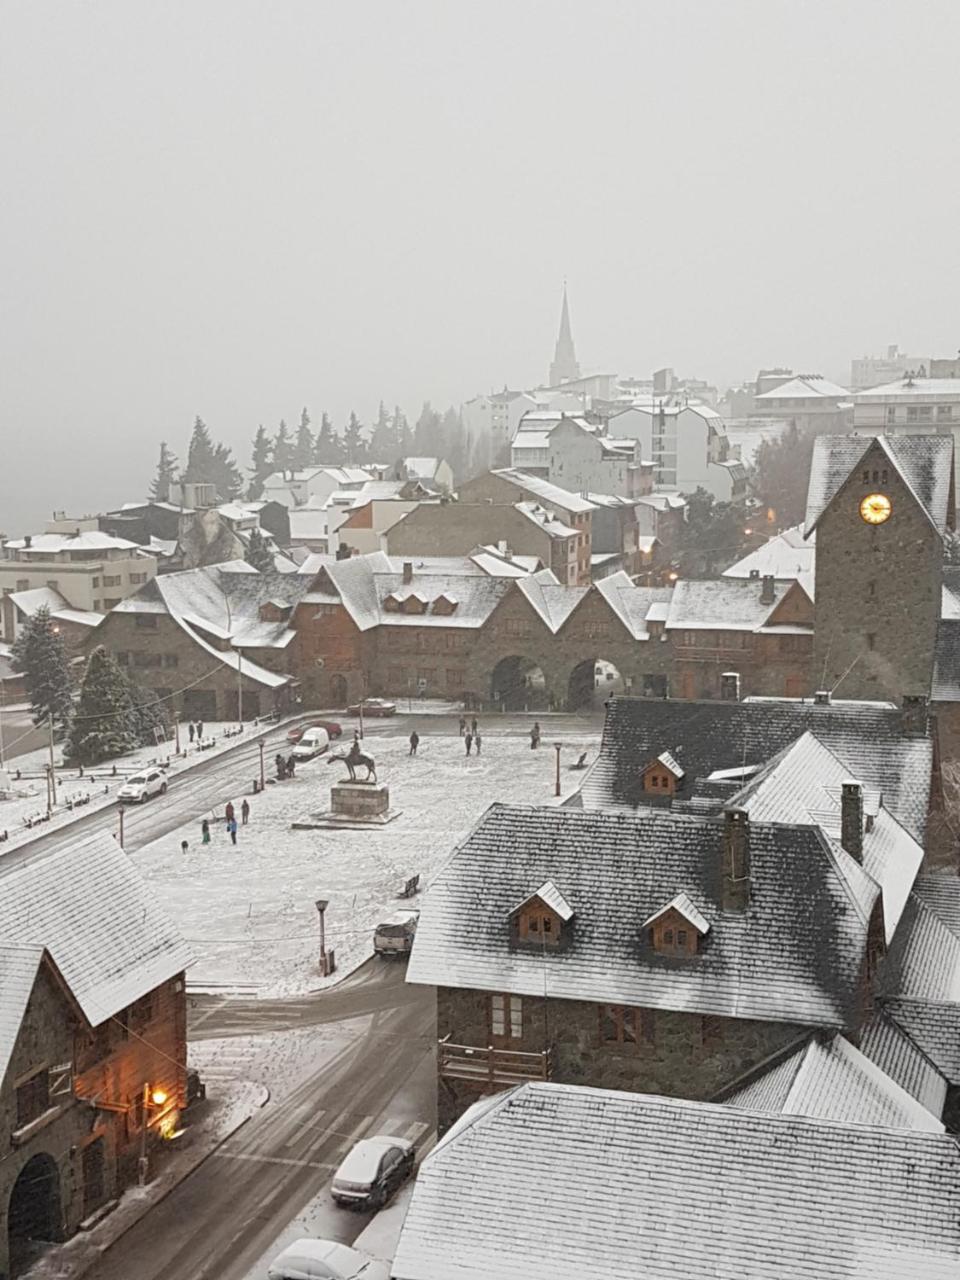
[10,606,74,734]
[245,526,275,573]
[183,417,217,483]
[395,406,413,458]
[440,406,463,479]
[369,401,394,462]
[126,679,172,748]
[149,441,179,503]
[64,646,139,764]
[248,425,273,499]
[414,402,442,456]
[211,442,244,500]
[293,408,314,469]
[273,420,293,473]
[343,411,365,464]
[313,412,338,464]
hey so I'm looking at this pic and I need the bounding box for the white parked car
[117,768,167,804]
[292,726,330,761]
[266,1238,389,1280]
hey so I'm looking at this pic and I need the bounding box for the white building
[261,466,373,510]
[853,376,960,478]
[462,391,543,474]
[608,402,746,501]
[850,345,929,390]
[510,412,643,499]
[750,375,851,431]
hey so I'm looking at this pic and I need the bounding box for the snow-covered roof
[489,469,596,513]
[404,457,443,478]
[855,377,960,401]
[393,1082,960,1280]
[725,1034,944,1132]
[470,547,543,577]
[636,490,687,511]
[755,375,850,401]
[512,880,574,923]
[723,526,816,580]
[0,832,193,1027]
[514,501,576,539]
[0,945,49,1084]
[666,577,811,633]
[510,431,552,449]
[7,587,104,629]
[4,531,142,554]
[515,576,588,632]
[859,1011,949,1117]
[640,891,708,934]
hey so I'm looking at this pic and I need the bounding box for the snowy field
[130,731,601,996]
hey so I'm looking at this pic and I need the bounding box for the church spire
[549,281,580,387]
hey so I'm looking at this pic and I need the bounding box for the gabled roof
[859,1012,949,1117]
[641,891,709,934]
[0,945,47,1086]
[644,750,685,779]
[393,1082,960,1280]
[723,525,816,580]
[408,803,876,1029]
[666,577,810,633]
[514,575,588,632]
[724,1034,943,1132]
[804,434,954,537]
[755,375,850,400]
[580,697,933,844]
[512,880,574,923]
[0,832,192,1027]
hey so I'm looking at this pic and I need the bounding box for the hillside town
[3,5,960,1279]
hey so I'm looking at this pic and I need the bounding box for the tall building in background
[549,283,580,387]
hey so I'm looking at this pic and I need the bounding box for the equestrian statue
[328,739,378,783]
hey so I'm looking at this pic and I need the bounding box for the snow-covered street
[130,731,600,995]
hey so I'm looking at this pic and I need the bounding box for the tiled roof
[912,873,960,939]
[932,617,960,701]
[515,576,589,632]
[859,1012,948,1117]
[640,891,709,934]
[407,803,875,1029]
[579,697,932,844]
[804,434,954,536]
[513,880,574,922]
[724,1034,943,1131]
[881,998,960,1085]
[0,832,192,1027]
[0,945,47,1085]
[723,525,815,580]
[592,576,673,640]
[392,1082,960,1280]
[666,577,806,631]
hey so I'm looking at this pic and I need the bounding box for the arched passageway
[491,656,548,711]
[567,658,625,710]
[8,1153,61,1276]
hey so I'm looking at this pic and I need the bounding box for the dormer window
[383,593,402,612]
[401,592,429,615]
[642,893,710,957]
[510,880,574,949]
[641,751,684,795]
[431,593,459,616]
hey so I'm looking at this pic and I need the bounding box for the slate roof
[804,434,954,536]
[580,697,932,843]
[488,469,596,513]
[0,832,192,1028]
[640,891,709,934]
[666,577,808,632]
[723,525,815,580]
[859,1012,949,1117]
[724,1034,943,1131]
[513,880,575,922]
[0,945,47,1086]
[932,618,960,700]
[407,803,876,1029]
[592,576,673,640]
[911,872,960,938]
[515,575,589,632]
[392,1082,960,1280]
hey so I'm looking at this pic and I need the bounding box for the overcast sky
[2,0,959,533]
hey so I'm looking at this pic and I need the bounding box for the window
[504,618,530,638]
[445,668,465,691]
[16,579,29,591]
[92,577,101,588]
[93,599,101,611]
[937,405,954,420]
[133,651,162,668]
[885,407,896,423]
[600,1005,638,1045]
[103,574,122,587]
[517,906,561,944]
[490,993,522,1040]
[103,598,120,610]
[129,572,148,585]
[135,614,158,629]
[868,579,877,598]
[16,1068,50,1127]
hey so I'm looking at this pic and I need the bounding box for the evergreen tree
[64,646,138,764]
[10,606,74,734]
[676,487,748,578]
[369,401,394,462]
[395,405,413,458]
[414,402,442,456]
[293,408,314,469]
[248,425,273,499]
[313,412,341,464]
[149,441,179,503]
[245,527,275,573]
[183,417,217,483]
[752,422,817,528]
[273,420,293,473]
[343,411,365,464]
[126,679,172,748]
[440,405,464,480]
[211,442,244,500]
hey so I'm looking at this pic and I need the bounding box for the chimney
[813,689,831,706]
[23,534,32,549]
[720,672,741,702]
[840,780,864,863]
[722,808,750,911]
[748,568,760,580]
[402,561,413,585]
[901,694,928,737]
[760,574,775,605]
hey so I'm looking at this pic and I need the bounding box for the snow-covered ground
[130,733,600,996]
[0,721,267,853]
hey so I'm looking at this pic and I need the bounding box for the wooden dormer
[640,751,685,796]
[259,599,292,623]
[642,892,710,957]
[510,880,574,949]
[431,592,459,616]
[763,579,814,628]
[401,592,429,615]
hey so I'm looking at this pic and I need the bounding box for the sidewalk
[22,1080,269,1280]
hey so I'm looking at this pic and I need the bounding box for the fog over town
[2,4,960,1280]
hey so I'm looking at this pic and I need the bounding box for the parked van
[292,726,330,761]
[373,911,419,957]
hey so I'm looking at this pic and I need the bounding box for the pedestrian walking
[180,839,189,855]
[197,720,204,741]
[286,754,297,776]
[458,716,466,737]
[241,798,250,825]
[531,722,541,749]
[475,731,482,755]
[465,732,473,756]
[471,717,478,736]
[409,731,420,756]
[188,722,195,744]
[201,819,210,845]
[227,817,238,846]
[225,800,235,825]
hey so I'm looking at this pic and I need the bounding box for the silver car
[331,1135,415,1210]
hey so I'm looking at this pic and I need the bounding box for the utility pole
[258,739,265,790]
[554,742,562,797]
[118,806,125,849]
[237,648,243,728]
[0,679,6,771]
[47,715,56,814]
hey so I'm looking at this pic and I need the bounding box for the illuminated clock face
[860,493,892,525]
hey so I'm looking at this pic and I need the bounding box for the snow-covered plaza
[129,729,601,995]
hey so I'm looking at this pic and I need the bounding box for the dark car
[287,719,343,743]
[346,699,397,717]
[331,1135,415,1209]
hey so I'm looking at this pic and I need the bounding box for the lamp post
[554,742,562,797]
[138,1082,169,1186]
[118,806,125,849]
[258,739,265,790]
[316,898,329,973]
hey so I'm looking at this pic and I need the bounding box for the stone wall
[436,986,807,1131]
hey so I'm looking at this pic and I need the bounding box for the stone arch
[490,655,549,711]
[567,657,626,710]
[8,1152,62,1274]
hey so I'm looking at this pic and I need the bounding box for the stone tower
[807,434,955,703]
[549,283,580,387]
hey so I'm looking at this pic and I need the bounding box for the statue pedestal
[292,781,400,830]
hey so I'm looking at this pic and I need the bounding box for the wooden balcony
[438,1038,552,1087]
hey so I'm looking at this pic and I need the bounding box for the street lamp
[316,898,329,974]
[118,805,125,849]
[554,742,562,797]
[138,1083,170,1186]
[258,739,265,791]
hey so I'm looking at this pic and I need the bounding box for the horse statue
[328,740,378,783]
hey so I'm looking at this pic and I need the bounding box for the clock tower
[807,435,955,703]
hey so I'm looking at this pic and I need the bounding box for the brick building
[0,831,190,1277]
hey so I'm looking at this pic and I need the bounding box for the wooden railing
[438,1039,552,1086]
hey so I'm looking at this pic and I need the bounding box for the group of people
[195,797,250,849]
[459,716,482,755]
[275,753,298,780]
[186,720,205,744]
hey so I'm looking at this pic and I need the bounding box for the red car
[287,719,343,743]
[347,699,397,717]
